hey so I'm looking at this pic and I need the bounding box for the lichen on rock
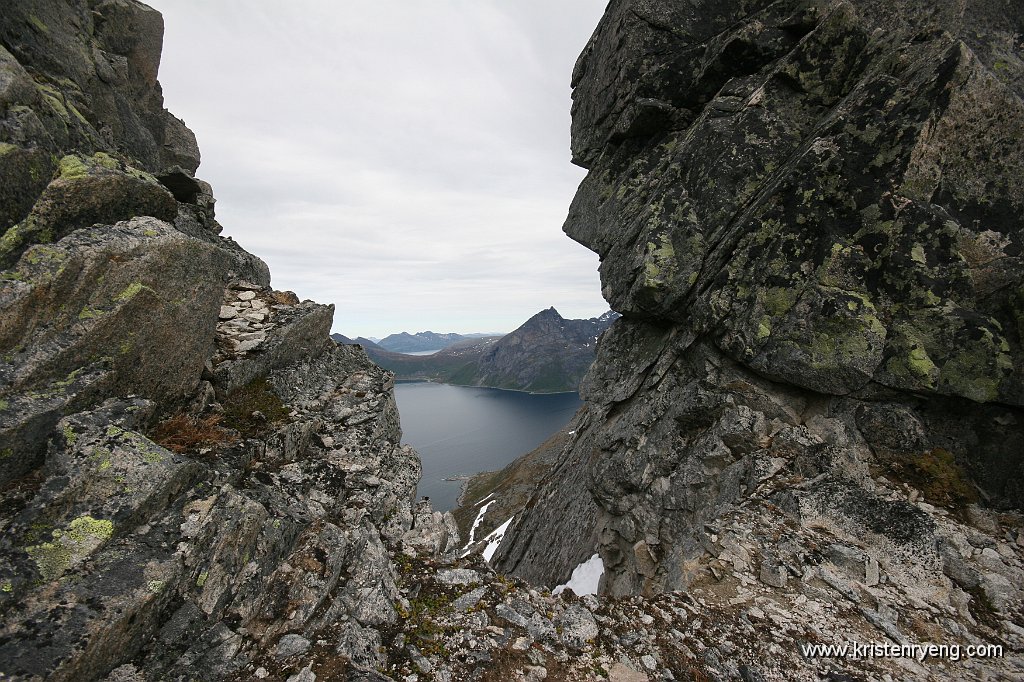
[496,0,1024,679]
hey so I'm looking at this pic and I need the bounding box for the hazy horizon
[146,0,611,338]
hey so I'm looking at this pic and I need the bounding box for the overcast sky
[146,0,610,338]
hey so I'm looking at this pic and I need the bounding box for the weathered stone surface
[0,216,271,484]
[0,0,199,173]
[495,1,1024,679]
[565,0,1024,406]
[0,142,53,234]
[556,603,599,650]
[0,153,178,268]
[211,284,335,397]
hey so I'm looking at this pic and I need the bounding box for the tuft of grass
[222,378,291,436]
[902,448,979,509]
[151,413,237,453]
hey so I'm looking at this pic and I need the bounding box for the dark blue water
[393,382,583,511]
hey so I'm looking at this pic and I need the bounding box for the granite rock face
[496,0,1024,677]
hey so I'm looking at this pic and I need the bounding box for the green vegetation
[57,154,89,179]
[114,282,154,302]
[221,378,291,437]
[891,448,979,511]
[78,306,104,321]
[26,14,49,34]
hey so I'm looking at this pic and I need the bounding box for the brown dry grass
[151,413,237,453]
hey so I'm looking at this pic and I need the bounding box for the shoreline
[393,378,580,396]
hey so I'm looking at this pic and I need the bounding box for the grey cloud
[148,0,610,337]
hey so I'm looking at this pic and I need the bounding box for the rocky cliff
[0,3,465,680]
[4,1,1024,680]
[495,0,1024,678]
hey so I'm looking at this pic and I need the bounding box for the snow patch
[482,516,514,563]
[461,499,495,555]
[552,553,604,596]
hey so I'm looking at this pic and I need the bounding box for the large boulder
[0,217,249,483]
[565,0,1024,405]
[0,152,178,268]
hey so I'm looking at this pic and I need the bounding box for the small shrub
[151,414,236,453]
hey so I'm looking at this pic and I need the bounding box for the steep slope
[361,308,618,393]
[495,0,1024,677]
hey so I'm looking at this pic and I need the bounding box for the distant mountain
[340,308,619,393]
[330,333,382,349]
[378,331,469,353]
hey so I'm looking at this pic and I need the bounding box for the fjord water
[394,382,583,511]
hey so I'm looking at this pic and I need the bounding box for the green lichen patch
[26,14,49,34]
[760,286,800,317]
[24,245,65,266]
[91,152,119,170]
[90,446,112,472]
[57,154,89,179]
[0,224,25,261]
[77,305,105,321]
[61,424,77,445]
[114,282,155,302]
[937,326,1012,403]
[25,514,114,581]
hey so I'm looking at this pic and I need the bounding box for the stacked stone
[215,281,278,355]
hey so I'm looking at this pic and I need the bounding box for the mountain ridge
[342,307,618,393]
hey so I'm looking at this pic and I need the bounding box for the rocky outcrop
[496,0,1024,678]
[0,1,199,176]
[0,3,460,680]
